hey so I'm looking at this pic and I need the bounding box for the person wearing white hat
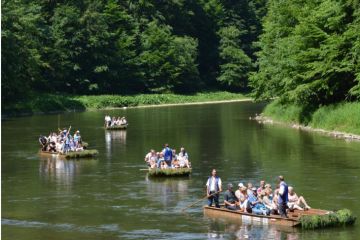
[235,183,248,212]
[235,183,245,199]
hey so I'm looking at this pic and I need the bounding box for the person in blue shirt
[278,175,289,218]
[73,130,81,148]
[162,143,173,167]
[156,152,165,168]
[247,187,270,215]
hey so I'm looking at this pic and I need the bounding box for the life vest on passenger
[207,176,220,194]
[164,147,172,161]
[278,181,288,204]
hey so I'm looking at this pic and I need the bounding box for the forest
[2,0,266,102]
[2,0,360,119]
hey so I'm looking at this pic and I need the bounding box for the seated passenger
[287,186,311,210]
[178,147,190,168]
[111,117,116,126]
[69,137,76,151]
[247,182,254,196]
[120,117,127,125]
[160,161,168,169]
[157,152,165,168]
[75,145,84,152]
[144,150,153,166]
[116,117,120,125]
[171,149,179,167]
[56,141,63,153]
[224,183,239,211]
[257,180,266,195]
[149,150,158,168]
[50,132,57,144]
[39,135,48,151]
[247,187,270,215]
[73,130,81,148]
[261,187,273,211]
[235,183,248,212]
[271,189,280,214]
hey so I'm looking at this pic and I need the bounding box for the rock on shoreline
[250,115,360,142]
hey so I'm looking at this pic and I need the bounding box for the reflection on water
[105,130,127,157]
[3,102,360,239]
[145,176,190,207]
[207,218,299,240]
[39,156,98,191]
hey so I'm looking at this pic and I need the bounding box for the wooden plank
[203,206,301,227]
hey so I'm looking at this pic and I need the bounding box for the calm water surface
[2,102,360,239]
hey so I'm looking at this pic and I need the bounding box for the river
[2,102,359,239]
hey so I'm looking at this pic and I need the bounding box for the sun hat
[238,183,244,188]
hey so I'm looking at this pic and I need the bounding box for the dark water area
[2,102,360,239]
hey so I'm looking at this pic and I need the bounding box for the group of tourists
[144,144,191,169]
[206,169,311,217]
[104,115,127,127]
[39,127,84,153]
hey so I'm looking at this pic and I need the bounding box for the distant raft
[39,149,99,159]
[204,206,356,229]
[105,124,128,130]
[147,168,192,177]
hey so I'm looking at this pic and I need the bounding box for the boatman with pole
[206,169,222,208]
[278,175,289,218]
[162,143,173,167]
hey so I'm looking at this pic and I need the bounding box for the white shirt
[145,152,152,162]
[206,176,222,192]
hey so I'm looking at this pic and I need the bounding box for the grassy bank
[263,100,360,135]
[3,92,248,117]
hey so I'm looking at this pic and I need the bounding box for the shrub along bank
[3,92,248,117]
[262,100,360,135]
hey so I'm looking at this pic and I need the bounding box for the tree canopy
[2,0,266,102]
[250,0,360,109]
[3,0,359,111]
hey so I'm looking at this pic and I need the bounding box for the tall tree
[251,0,360,107]
[217,26,252,89]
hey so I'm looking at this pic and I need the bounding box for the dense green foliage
[3,91,247,116]
[251,0,360,107]
[310,102,360,134]
[148,168,192,177]
[64,149,99,159]
[299,209,356,229]
[4,0,359,135]
[263,100,360,135]
[2,0,266,104]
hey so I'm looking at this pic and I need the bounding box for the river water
[2,102,360,239]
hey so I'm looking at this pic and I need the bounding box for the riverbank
[2,91,250,117]
[254,100,360,141]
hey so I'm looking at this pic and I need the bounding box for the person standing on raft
[206,169,222,208]
[162,143,173,167]
[278,175,289,218]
